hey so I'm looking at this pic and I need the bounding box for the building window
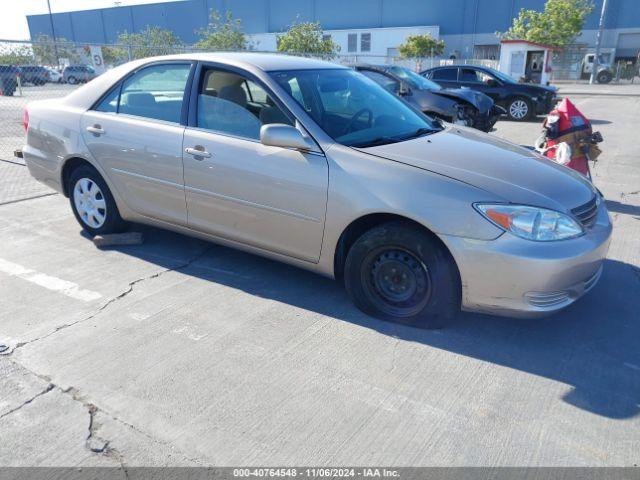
[360,33,371,52]
[347,33,357,53]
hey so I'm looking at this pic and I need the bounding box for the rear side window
[432,68,458,81]
[95,85,120,113]
[97,63,190,123]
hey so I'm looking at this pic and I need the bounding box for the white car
[46,67,63,83]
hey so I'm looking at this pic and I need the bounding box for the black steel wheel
[364,247,432,318]
[344,221,460,328]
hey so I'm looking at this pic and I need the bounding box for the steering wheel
[342,108,373,135]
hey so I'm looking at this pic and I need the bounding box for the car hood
[433,87,494,113]
[358,126,595,212]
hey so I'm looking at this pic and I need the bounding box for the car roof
[146,52,348,72]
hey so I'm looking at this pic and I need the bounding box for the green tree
[0,43,33,65]
[32,34,80,65]
[195,10,250,51]
[276,20,339,58]
[499,0,594,48]
[397,34,445,70]
[117,26,184,59]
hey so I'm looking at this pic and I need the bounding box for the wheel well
[61,157,93,197]
[333,213,457,279]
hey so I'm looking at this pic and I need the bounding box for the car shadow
[606,199,640,218]
[97,225,640,420]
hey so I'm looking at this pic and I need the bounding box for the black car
[0,65,21,96]
[422,65,558,121]
[356,64,503,132]
[19,65,50,85]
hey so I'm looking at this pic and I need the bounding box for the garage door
[616,32,640,58]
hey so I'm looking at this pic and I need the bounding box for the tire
[597,70,613,84]
[507,96,532,121]
[344,222,460,329]
[68,165,126,236]
[67,76,77,85]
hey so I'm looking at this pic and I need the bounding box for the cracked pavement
[0,93,639,466]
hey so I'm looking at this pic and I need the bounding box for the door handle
[86,125,105,135]
[185,146,212,159]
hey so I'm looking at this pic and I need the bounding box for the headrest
[218,85,247,107]
[126,92,156,108]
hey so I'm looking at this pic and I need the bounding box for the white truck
[580,52,614,83]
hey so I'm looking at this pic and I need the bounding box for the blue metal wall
[26,0,640,44]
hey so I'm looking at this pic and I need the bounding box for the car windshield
[270,68,442,148]
[388,66,442,91]
[484,67,516,84]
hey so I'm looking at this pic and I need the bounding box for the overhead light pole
[590,0,609,85]
[46,0,60,67]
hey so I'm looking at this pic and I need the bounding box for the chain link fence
[0,38,442,162]
[2,38,638,162]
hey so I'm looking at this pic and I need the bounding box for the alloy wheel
[509,99,529,120]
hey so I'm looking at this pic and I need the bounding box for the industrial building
[26,0,640,62]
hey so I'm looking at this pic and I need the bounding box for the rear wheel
[597,70,613,84]
[344,222,460,328]
[507,96,532,121]
[68,165,126,236]
[67,76,77,85]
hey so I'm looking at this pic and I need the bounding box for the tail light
[23,109,29,132]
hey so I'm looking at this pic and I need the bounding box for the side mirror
[486,78,498,87]
[260,124,314,151]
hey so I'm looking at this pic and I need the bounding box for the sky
[1,0,181,41]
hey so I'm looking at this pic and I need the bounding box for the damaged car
[355,64,504,132]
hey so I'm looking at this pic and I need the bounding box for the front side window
[359,70,398,93]
[460,68,483,83]
[271,69,441,148]
[118,63,191,123]
[432,68,458,81]
[196,68,291,141]
[388,66,441,90]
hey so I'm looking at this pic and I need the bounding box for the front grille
[572,196,599,229]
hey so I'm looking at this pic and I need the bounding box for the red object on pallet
[542,98,591,176]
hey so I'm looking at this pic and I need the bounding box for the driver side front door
[182,65,329,263]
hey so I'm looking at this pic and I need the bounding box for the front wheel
[344,222,460,328]
[68,165,126,236]
[507,96,532,121]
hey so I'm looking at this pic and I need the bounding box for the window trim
[89,60,195,126]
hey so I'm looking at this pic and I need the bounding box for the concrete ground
[0,93,638,467]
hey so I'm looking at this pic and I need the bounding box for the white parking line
[0,258,102,302]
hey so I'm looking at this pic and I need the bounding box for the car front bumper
[441,201,612,318]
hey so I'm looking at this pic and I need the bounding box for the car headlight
[475,204,584,241]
